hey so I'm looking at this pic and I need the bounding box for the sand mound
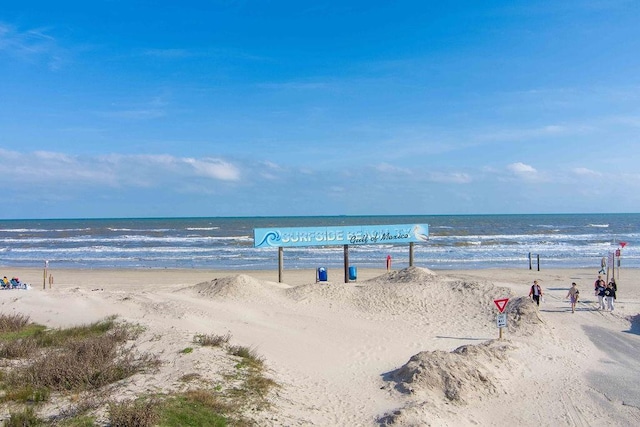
[364,266,437,285]
[189,274,285,299]
[283,281,358,304]
[507,296,544,335]
[380,340,514,425]
[283,270,513,329]
[388,339,512,403]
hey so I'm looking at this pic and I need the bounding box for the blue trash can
[348,266,357,281]
[317,267,328,282]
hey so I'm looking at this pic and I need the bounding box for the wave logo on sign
[256,231,281,248]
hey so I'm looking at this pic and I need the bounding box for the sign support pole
[344,244,349,283]
[409,242,414,267]
[278,247,283,283]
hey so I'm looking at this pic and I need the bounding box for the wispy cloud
[429,172,472,184]
[184,158,240,181]
[0,22,65,70]
[0,150,241,189]
[375,163,412,174]
[142,48,193,59]
[98,109,166,120]
[256,80,335,91]
[97,96,169,120]
[477,124,592,143]
[572,167,602,177]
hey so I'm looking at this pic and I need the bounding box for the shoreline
[2,265,634,288]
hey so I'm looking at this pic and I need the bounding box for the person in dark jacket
[604,282,616,312]
[595,281,606,310]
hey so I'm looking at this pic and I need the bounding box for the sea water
[0,214,638,270]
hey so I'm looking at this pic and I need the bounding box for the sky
[1,0,639,219]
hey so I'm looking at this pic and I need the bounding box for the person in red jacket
[529,280,543,306]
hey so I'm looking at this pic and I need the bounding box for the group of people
[1,276,30,290]
[594,275,617,312]
[528,274,618,313]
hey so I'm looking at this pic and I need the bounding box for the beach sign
[494,298,509,313]
[496,313,507,328]
[254,224,429,248]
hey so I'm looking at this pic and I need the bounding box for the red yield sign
[494,298,509,313]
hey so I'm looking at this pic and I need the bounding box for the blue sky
[1,1,639,219]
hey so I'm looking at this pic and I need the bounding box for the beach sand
[1,266,640,426]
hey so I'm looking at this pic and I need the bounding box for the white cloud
[572,167,602,177]
[508,162,537,175]
[0,151,242,189]
[183,158,241,181]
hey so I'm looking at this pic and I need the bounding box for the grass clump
[227,345,264,369]
[108,398,161,427]
[5,329,159,393]
[0,313,31,333]
[5,406,44,426]
[194,333,231,347]
[159,391,231,426]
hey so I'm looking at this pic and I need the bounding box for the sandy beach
[1,265,639,426]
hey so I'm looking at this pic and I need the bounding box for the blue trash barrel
[349,266,357,281]
[318,267,328,282]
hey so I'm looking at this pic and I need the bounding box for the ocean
[0,214,638,270]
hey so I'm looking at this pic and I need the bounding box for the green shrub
[159,392,229,426]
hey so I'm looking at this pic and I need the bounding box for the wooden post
[537,254,540,271]
[612,252,616,281]
[278,247,283,283]
[409,242,414,267]
[344,244,349,283]
[43,260,48,290]
[528,252,532,270]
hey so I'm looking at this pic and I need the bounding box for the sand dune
[1,266,639,425]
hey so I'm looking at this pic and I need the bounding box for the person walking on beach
[529,280,543,306]
[595,280,607,310]
[594,275,606,292]
[566,282,580,313]
[599,257,607,275]
[604,282,616,311]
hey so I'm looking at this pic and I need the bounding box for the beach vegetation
[0,313,159,403]
[194,332,231,347]
[0,313,31,333]
[5,406,44,426]
[0,314,278,425]
[108,397,161,426]
[179,372,202,382]
[158,391,231,426]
